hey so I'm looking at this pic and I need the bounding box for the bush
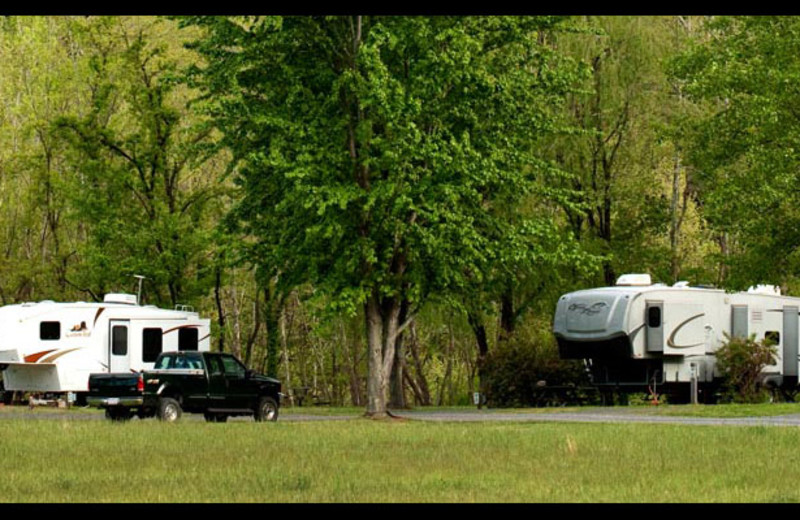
[482,335,593,408]
[715,333,778,403]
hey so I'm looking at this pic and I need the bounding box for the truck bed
[87,373,143,408]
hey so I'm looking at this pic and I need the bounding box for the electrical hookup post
[690,362,699,405]
[473,392,486,409]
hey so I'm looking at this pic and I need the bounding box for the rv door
[646,301,664,353]
[109,320,131,373]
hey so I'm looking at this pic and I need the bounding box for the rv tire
[157,397,182,423]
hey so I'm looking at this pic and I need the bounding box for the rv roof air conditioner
[103,293,138,305]
[747,285,781,295]
[615,273,652,287]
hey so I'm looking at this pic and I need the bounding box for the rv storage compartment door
[646,301,663,353]
[663,303,705,356]
[731,305,748,339]
[784,306,799,378]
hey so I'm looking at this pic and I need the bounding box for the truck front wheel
[254,396,279,422]
[158,397,182,423]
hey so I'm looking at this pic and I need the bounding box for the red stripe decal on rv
[93,307,105,327]
[39,348,82,364]
[24,349,58,363]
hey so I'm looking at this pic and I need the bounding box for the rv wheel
[157,397,182,423]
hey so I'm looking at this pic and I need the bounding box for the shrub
[482,335,593,408]
[715,333,777,403]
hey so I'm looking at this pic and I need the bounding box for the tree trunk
[389,299,409,409]
[214,265,225,353]
[279,304,294,406]
[243,288,261,369]
[365,293,386,416]
[467,310,490,407]
[437,321,454,406]
[364,290,403,418]
[263,286,282,378]
[406,320,431,405]
[499,282,515,340]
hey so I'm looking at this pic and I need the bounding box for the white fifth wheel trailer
[554,274,800,400]
[0,293,210,400]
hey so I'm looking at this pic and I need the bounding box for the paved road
[5,406,800,427]
[394,409,800,427]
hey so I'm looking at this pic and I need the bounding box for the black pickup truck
[88,351,281,422]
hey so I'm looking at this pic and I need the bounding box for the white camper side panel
[663,302,706,357]
[1,303,213,393]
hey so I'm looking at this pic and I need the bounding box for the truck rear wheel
[254,396,279,422]
[157,397,182,423]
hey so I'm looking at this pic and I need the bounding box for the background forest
[0,16,792,411]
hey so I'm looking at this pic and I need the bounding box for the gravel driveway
[5,406,800,427]
[395,408,800,427]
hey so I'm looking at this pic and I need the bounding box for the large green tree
[673,16,800,291]
[52,17,223,307]
[554,16,711,287]
[184,16,589,416]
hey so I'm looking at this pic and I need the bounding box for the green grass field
[3,405,800,502]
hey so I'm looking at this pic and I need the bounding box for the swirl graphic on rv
[568,302,608,316]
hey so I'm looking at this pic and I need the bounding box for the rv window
[178,327,199,351]
[112,326,128,356]
[647,307,661,328]
[766,331,781,346]
[142,328,163,363]
[40,321,60,341]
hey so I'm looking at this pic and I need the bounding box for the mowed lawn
[3,413,800,502]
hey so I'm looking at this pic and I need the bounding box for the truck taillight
[137,375,144,392]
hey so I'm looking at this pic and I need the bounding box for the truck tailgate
[88,373,143,406]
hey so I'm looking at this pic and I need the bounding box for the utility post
[134,275,146,306]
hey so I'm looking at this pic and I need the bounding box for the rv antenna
[133,275,146,306]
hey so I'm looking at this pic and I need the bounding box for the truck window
[143,328,163,362]
[186,356,205,370]
[207,356,224,376]
[155,354,175,370]
[221,355,246,378]
[178,328,199,351]
[40,321,60,340]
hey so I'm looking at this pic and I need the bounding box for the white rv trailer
[0,293,210,397]
[553,274,800,399]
